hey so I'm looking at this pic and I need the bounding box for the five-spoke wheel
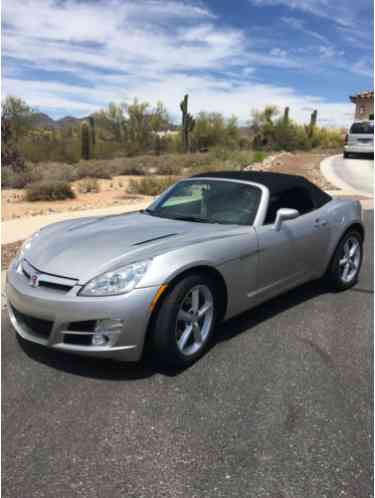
[151,275,217,367]
[176,285,214,356]
[327,229,363,290]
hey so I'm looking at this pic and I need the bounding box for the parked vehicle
[344,120,374,158]
[6,172,364,367]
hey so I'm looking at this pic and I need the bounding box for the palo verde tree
[2,95,35,144]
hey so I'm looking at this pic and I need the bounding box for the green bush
[26,180,76,201]
[253,151,265,162]
[127,176,178,196]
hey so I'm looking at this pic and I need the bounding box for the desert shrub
[78,178,100,193]
[26,180,75,201]
[253,151,265,162]
[127,176,178,196]
[2,163,42,188]
[315,128,344,149]
[76,160,114,179]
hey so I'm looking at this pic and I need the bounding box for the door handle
[314,218,328,228]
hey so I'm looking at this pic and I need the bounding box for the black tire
[151,274,217,368]
[343,151,349,159]
[325,230,363,291]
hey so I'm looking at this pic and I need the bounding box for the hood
[25,212,234,283]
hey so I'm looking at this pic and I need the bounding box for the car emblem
[30,273,40,288]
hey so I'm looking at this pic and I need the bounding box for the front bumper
[6,263,160,361]
[344,144,374,154]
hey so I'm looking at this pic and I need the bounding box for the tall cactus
[306,109,318,138]
[88,116,96,145]
[180,94,195,153]
[81,121,91,160]
[283,106,290,125]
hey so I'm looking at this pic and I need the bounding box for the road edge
[320,154,373,198]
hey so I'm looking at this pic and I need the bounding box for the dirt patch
[2,240,23,270]
[2,175,153,221]
[247,152,336,190]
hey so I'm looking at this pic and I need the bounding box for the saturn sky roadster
[6,171,364,367]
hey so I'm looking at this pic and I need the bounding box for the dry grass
[2,151,261,190]
[127,176,179,196]
[77,178,100,193]
[26,180,76,201]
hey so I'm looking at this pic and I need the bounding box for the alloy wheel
[339,236,361,284]
[175,284,214,356]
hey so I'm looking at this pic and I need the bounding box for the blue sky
[1,0,373,126]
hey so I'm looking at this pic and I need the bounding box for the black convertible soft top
[192,171,332,209]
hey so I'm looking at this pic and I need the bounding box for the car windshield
[146,179,262,225]
[350,122,374,134]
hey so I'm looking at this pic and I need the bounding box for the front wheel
[151,275,217,368]
[326,230,363,291]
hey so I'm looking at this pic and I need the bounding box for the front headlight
[13,231,40,267]
[79,260,151,297]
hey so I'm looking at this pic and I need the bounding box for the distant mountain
[31,110,179,131]
[31,113,88,129]
[31,112,58,129]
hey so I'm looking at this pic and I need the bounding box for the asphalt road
[321,154,374,197]
[2,212,373,498]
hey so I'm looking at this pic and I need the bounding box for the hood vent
[132,233,179,246]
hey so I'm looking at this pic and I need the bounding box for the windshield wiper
[140,208,156,216]
[171,215,211,223]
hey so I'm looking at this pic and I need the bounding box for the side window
[265,187,315,224]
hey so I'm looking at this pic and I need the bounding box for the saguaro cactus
[180,94,195,153]
[81,121,91,160]
[306,109,318,138]
[283,106,290,125]
[88,116,96,145]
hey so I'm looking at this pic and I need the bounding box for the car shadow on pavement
[16,279,372,380]
[212,279,328,345]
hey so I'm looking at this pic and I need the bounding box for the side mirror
[274,208,299,231]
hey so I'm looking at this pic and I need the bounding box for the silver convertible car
[6,171,364,367]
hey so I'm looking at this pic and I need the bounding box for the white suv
[344,120,374,158]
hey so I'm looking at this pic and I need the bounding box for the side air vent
[133,233,178,246]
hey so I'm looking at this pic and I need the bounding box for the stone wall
[353,97,374,121]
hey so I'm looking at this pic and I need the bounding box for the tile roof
[350,91,374,102]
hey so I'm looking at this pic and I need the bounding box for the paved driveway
[2,212,373,498]
[321,154,373,197]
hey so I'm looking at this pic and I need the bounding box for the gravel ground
[1,240,23,270]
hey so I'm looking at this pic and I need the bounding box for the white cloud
[281,16,327,42]
[1,0,360,127]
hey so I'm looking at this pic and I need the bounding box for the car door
[253,207,331,303]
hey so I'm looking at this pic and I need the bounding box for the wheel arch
[325,221,365,275]
[144,265,228,353]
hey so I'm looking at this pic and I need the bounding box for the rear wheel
[151,274,217,367]
[326,230,363,291]
[343,151,349,159]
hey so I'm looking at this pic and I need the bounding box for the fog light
[92,319,124,347]
[92,333,109,346]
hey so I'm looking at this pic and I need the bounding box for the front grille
[22,260,76,293]
[38,281,72,292]
[12,306,53,338]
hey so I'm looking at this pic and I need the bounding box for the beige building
[350,90,374,121]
